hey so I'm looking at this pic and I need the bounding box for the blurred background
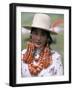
[21,12,64,65]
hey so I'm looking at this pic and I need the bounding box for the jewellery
[22,42,52,76]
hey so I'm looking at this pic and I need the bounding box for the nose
[36,34,41,41]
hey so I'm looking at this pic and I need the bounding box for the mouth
[36,42,42,45]
[34,42,42,48]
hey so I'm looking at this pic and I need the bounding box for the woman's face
[31,28,48,48]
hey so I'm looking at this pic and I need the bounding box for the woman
[21,13,63,77]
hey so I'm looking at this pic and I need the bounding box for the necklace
[23,42,52,76]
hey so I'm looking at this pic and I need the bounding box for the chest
[21,50,61,77]
[22,59,57,77]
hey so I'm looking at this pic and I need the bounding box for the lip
[34,42,42,48]
[36,42,41,45]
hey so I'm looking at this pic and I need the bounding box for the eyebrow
[32,28,46,33]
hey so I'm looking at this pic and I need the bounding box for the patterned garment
[21,49,64,77]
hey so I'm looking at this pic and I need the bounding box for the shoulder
[21,49,27,60]
[51,50,62,64]
[21,49,27,54]
[51,50,61,59]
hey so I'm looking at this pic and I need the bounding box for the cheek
[31,34,37,41]
[41,37,47,44]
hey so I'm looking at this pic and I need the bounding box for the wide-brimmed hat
[22,13,58,34]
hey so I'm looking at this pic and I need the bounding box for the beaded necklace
[22,42,52,76]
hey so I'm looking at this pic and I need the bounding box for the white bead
[35,54,39,59]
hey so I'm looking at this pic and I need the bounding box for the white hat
[23,13,57,34]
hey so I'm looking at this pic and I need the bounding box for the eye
[41,32,47,37]
[41,33,46,36]
[32,31,38,35]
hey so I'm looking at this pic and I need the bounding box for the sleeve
[21,61,27,77]
[54,54,64,75]
[21,49,31,77]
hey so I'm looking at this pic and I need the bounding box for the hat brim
[22,25,58,35]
